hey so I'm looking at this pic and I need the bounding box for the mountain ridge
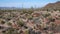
[41,1,60,11]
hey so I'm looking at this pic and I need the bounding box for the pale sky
[0,0,59,8]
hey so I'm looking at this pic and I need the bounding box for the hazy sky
[0,0,59,8]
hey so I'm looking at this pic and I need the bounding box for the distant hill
[41,1,60,11]
[0,7,21,10]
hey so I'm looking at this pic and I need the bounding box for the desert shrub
[4,28,19,34]
[49,18,55,22]
[7,22,12,26]
[43,13,51,18]
[17,20,24,27]
[27,16,33,20]
[0,26,4,29]
[55,25,60,32]
[28,10,33,14]
[1,21,5,24]
[0,15,3,18]
[50,22,57,31]
[24,29,29,34]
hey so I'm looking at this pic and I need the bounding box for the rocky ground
[0,10,60,34]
